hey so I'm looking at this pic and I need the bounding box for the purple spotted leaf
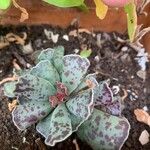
[36,103,72,146]
[77,108,130,150]
[66,89,94,131]
[37,48,54,63]
[14,74,56,103]
[62,55,90,94]
[12,100,51,130]
[37,46,64,74]
[96,96,122,116]
[52,46,64,73]
[3,46,130,149]
[30,60,60,86]
[94,82,113,106]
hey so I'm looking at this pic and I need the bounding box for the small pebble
[26,63,31,68]
[62,35,69,41]
[121,46,128,52]
[94,55,100,62]
[139,130,149,145]
[22,42,33,54]
[143,106,148,112]
[74,49,79,54]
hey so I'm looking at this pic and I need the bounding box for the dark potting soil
[0,25,150,150]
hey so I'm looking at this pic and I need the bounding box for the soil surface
[0,25,150,150]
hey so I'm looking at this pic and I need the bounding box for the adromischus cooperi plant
[4,46,130,150]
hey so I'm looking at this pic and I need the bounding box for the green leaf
[14,74,56,103]
[4,81,16,97]
[77,3,88,12]
[36,103,72,146]
[62,55,90,94]
[94,82,113,106]
[77,109,130,150]
[12,100,51,130]
[66,89,93,131]
[124,2,137,42]
[30,60,60,86]
[37,46,64,74]
[43,0,85,8]
[37,48,54,63]
[80,49,92,58]
[52,46,64,74]
[0,0,11,10]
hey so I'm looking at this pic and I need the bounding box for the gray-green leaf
[77,108,130,150]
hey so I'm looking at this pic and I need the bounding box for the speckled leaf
[37,46,64,73]
[52,46,64,74]
[14,74,56,102]
[4,81,16,97]
[37,48,54,63]
[96,96,121,116]
[77,109,130,150]
[36,111,52,138]
[66,89,93,119]
[94,82,113,106]
[37,103,72,146]
[62,55,90,94]
[105,97,122,116]
[74,74,98,93]
[12,100,51,130]
[30,60,60,85]
[68,113,83,131]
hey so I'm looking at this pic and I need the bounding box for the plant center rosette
[4,46,130,150]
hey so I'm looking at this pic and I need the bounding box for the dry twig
[73,139,80,150]
[12,0,29,22]
[8,100,18,111]
[121,89,128,101]
[0,75,18,85]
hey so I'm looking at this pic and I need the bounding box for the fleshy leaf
[77,108,130,150]
[124,2,137,42]
[96,96,122,116]
[37,103,72,146]
[37,46,64,74]
[66,89,93,119]
[94,0,108,19]
[62,55,90,94]
[74,74,98,93]
[94,82,113,105]
[12,100,51,130]
[69,113,83,131]
[37,48,54,63]
[66,89,93,131]
[4,81,16,97]
[52,46,64,74]
[14,74,56,102]
[43,0,85,7]
[30,60,60,86]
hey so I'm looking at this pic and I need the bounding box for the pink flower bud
[102,0,132,7]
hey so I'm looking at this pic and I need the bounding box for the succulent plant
[4,46,130,150]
